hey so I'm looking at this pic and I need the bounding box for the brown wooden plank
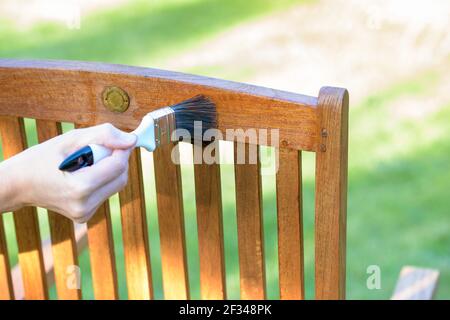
[315,87,349,300]
[0,59,319,151]
[234,142,266,300]
[276,147,304,300]
[86,202,118,299]
[153,143,189,299]
[72,124,118,300]
[118,148,153,300]
[193,143,226,300]
[35,119,81,300]
[0,116,48,299]
[391,266,440,300]
[0,216,13,299]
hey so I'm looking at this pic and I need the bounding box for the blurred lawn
[0,0,449,300]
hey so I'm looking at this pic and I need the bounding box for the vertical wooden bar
[193,144,226,300]
[73,124,118,300]
[315,87,349,300]
[35,119,81,300]
[86,203,118,299]
[118,148,153,300]
[234,142,266,300]
[276,148,304,300]
[0,217,13,299]
[153,143,189,299]
[0,116,48,300]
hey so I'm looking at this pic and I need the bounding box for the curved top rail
[0,59,319,151]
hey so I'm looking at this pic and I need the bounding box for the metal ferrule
[149,107,176,148]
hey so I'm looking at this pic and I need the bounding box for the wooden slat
[234,142,266,300]
[118,148,153,300]
[0,216,13,299]
[11,223,87,300]
[153,143,189,299]
[0,116,48,299]
[193,144,226,299]
[0,59,319,151]
[315,87,349,300]
[276,148,304,300]
[86,202,118,299]
[391,266,440,300]
[72,123,118,299]
[35,119,81,300]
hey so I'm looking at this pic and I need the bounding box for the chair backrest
[0,59,348,300]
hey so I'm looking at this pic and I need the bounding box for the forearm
[0,157,25,213]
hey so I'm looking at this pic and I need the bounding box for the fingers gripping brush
[59,95,217,172]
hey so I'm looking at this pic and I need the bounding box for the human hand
[0,123,136,223]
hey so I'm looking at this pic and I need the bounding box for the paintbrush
[58,95,216,172]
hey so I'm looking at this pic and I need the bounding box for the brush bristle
[170,95,217,141]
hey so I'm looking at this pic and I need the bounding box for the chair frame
[0,59,348,300]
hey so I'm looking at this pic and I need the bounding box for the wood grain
[35,119,81,300]
[276,148,304,300]
[0,216,13,299]
[73,124,118,299]
[0,59,318,151]
[153,143,189,299]
[118,148,153,300]
[0,116,48,299]
[315,87,349,300]
[193,144,226,299]
[234,142,266,300]
[86,202,118,299]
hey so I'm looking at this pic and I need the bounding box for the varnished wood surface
[0,116,48,299]
[118,149,153,299]
[193,144,226,299]
[35,119,81,300]
[153,143,189,299]
[0,56,349,301]
[234,142,266,300]
[314,87,348,300]
[276,148,304,299]
[0,216,13,299]
[73,123,118,300]
[86,202,118,299]
[0,59,318,151]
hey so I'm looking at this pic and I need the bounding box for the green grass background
[0,0,449,299]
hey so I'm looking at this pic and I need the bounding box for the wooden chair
[0,59,348,300]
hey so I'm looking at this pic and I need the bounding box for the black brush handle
[59,145,94,172]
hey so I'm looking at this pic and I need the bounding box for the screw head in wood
[102,86,130,113]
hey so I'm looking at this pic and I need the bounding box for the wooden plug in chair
[0,59,348,300]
